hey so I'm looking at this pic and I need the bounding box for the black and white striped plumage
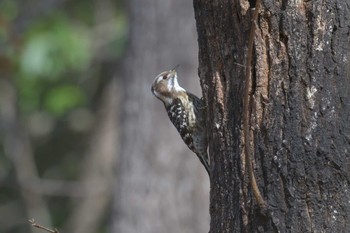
[151,66,209,175]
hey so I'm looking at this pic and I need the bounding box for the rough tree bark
[112,1,209,233]
[194,0,350,232]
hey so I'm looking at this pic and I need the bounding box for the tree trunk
[194,0,350,232]
[112,1,209,233]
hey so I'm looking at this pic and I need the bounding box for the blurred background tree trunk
[111,1,209,233]
[194,0,350,232]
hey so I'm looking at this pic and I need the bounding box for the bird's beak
[169,64,180,78]
[171,64,180,71]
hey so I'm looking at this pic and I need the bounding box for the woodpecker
[151,65,210,175]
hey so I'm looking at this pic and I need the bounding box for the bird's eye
[162,75,167,80]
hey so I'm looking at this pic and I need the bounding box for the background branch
[0,78,52,233]
[29,219,59,233]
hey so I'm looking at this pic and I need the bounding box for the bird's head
[151,65,185,106]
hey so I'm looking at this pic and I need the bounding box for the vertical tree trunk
[194,0,350,232]
[112,1,209,233]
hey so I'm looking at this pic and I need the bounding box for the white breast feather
[169,75,185,92]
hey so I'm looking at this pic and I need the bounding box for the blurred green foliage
[0,0,127,232]
[45,84,86,116]
[1,0,127,117]
[20,15,91,79]
[0,0,18,21]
